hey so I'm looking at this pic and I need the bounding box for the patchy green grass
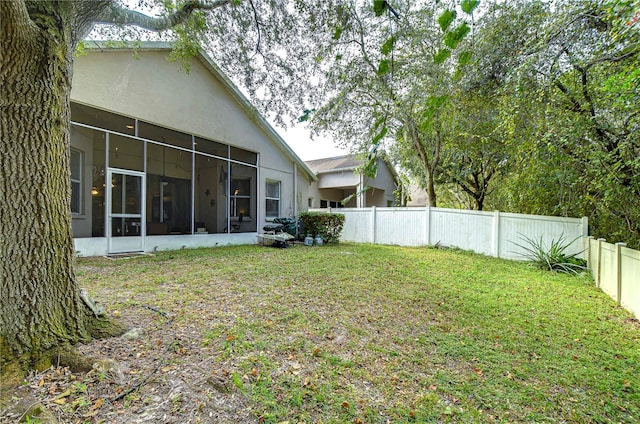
[77,244,640,423]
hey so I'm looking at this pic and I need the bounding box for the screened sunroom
[69,43,315,256]
[70,102,263,255]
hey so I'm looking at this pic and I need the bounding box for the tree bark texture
[1,1,90,368]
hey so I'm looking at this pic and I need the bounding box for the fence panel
[336,208,373,243]
[312,207,585,261]
[598,243,618,300]
[620,246,640,319]
[429,208,495,256]
[499,213,586,260]
[585,240,640,320]
[375,208,428,246]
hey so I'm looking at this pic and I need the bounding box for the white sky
[271,121,348,162]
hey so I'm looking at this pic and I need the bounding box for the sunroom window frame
[265,179,281,219]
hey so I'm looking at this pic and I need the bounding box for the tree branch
[573,62,596,120]
[584,47,639,70]
[351,7,380,76]
[553,79,582,113]
[71,1,112,41]
[96,0,231,32]
[623,110,639,135]
[247,0,261,56]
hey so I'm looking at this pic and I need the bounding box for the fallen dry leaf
[54,388,72,400]
[91,397,105,410]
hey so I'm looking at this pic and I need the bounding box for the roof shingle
[305,155,362,173]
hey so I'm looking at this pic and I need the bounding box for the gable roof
[305,155,363,174]
[80,41,317,182]
[306,154,400,181]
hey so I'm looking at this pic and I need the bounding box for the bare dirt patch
[2,306,257,423]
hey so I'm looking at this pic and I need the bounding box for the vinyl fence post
[371,206,376,244]
[425,206,431,246]
[492,210,500,258]
[581,217,589,259]
[615,242,626,305]
[581,217,589,237]
[585,236,594,272]
[596,238,605,288]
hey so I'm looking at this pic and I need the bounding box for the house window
[321,199,343,208]
[265,180,280,218]
[70,149,82,214]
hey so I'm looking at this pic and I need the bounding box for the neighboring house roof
[305,155,363,174]
[306,154,400,180]
[80,41,317,182]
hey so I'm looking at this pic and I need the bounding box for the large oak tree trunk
[0,1,116,374]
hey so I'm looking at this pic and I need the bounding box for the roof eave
[195,51,318,182]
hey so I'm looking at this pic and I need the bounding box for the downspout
[294,163,298,238]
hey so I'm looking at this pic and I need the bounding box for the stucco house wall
[364,158,398,206]
[316,171,359,189]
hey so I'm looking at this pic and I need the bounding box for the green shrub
[298,212,345,244]
[513,234,587,275]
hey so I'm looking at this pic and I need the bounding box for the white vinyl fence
[585,237,640,320]
[311,206,588,260]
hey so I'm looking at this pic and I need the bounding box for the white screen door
[107,169,145,253]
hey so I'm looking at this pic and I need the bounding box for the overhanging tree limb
[95,0,231,31]
[584,47,639,70]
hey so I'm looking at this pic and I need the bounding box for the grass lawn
[66,244,639,422]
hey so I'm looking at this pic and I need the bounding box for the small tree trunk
[1,2,95,371]
[425,175,437,207]
[406,116,438,207]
